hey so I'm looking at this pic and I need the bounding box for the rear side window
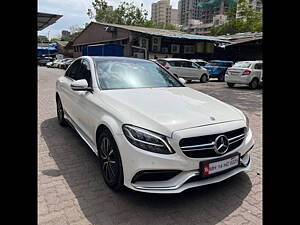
[181,61,193,68]
[195,61,206,66]
[254,63,262,70]
[168,61,183,67]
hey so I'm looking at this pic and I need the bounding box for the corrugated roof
[216,32,262,43]
[93,22,231,43]
[38,12,62,31]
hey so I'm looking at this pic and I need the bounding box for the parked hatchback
[204,60,234,81]
[225,61,263,89]
[190,59,208,67]
[157,58,209,83]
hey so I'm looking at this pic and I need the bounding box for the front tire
[56,95,67,126]
[200,74,208,83]
[97,129,124,191]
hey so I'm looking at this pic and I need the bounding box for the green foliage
[88,0,177,30]
[210,0,262,35]
[88,0,148,26]
[38,35,49,43]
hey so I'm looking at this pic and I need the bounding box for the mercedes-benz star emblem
[214,135,229,155]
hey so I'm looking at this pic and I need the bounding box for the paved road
[38,67,262,225]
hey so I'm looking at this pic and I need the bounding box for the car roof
[209,60,234,63]
[235,60,262,63]
[86,56,152,63]
[157,58,191,62]
[190,59,207,62]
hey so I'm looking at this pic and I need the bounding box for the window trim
[79,59,93,88]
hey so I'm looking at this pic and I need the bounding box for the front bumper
[115,121,254,193]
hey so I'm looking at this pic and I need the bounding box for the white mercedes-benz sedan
[56,56,254,193]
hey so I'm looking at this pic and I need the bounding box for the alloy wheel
[99,137,118,183]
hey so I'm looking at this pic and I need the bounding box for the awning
[38,12,62,31]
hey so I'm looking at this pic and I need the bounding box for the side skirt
[64,111,99,156]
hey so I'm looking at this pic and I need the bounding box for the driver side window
[65,59,81,80]
[191,62,200,69]
[78,59,92,87]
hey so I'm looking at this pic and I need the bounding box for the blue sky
[38,0,179,39]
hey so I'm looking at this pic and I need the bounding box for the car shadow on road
[40,118,252,225]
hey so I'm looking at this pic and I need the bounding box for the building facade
[151,0,179,25]
[178,0,237,34]
[69,22,230,59]
[61,30,70,37]
[236,0,263,19]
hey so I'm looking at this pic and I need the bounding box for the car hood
[100,87,244,137]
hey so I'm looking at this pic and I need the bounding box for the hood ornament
[210,116,216,121]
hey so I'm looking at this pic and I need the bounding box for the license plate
[201,154,240,177]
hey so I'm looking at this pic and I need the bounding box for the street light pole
[48,30,50,58]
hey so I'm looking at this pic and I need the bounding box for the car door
[70,59,96,143]
[58,59,82,121]
[166,61,183,77]
[181,61,200,79]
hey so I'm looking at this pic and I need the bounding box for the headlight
[244,113,250,133]
[122,125,174,154]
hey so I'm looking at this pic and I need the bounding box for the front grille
[179,127,246,158]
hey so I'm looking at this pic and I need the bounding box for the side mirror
[71,79,92,91]
[179,78,186,85]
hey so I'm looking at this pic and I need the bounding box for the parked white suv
[225,61,263,89]
[56,56,254,193]
[157,58,209,83]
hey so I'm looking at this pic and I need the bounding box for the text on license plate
[202,155,239,176]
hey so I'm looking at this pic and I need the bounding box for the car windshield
[232,61,252,68]
[95,60,183,90]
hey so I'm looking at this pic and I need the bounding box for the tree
[87,0,177,30]
[38,35,49,43]
[210,0,262,35]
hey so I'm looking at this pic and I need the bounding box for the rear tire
[218,74,225,82]
[97,129,124,191]
[200,74,208,83]
[227,82,235,88]
[249,78,259,89]
[56,95,67,126]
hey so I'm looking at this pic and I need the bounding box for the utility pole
[48,30,50,58]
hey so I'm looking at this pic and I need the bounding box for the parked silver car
[225,60,263,89]
[157,58,209,83]
[190,59,208,67]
